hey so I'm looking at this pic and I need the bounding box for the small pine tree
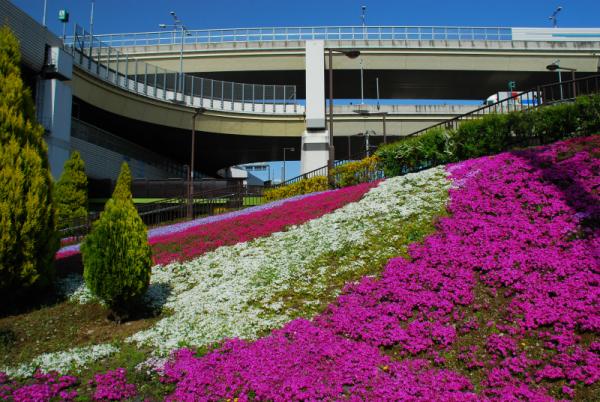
[81,162,151,321]
[0,27,57,294]
[55,151,88,229]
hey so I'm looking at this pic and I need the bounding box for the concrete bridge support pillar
[38,47,73,179]
[301,40,329,174]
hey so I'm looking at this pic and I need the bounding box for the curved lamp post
[326,48,360,186]
[160,11,191,102]
[188,107,207,219]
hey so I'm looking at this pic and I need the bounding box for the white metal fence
[79,26,514,47]
[69,25,300,114]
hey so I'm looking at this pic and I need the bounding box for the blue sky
[13,0,600,37]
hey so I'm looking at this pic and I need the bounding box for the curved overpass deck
[73,64,477,138]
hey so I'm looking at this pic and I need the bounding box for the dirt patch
[0,301,159,368]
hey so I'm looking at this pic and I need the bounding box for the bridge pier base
[300,131,329,174]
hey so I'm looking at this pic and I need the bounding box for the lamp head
[546,63,559,71]
[159,24,167,28]
[344,50,361,59]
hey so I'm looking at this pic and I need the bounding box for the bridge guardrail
[70,26,513,47]
[68,25,300,115]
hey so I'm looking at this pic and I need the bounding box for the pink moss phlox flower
[0,370,78,402]
[89,368,137,401]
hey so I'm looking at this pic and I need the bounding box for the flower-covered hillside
[3,167,450,384]
[161,135,600,401]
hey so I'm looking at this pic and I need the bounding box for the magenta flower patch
[158,135,599,400]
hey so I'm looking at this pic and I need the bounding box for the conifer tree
[55,151,88,229]
[112,161,132,201]
[81,162,151,321]
[0,27,57,293]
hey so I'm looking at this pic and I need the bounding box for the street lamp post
[42,0,47,27]
[326,48,360,186]
[188,107,206,219]
[282,147,295,183]
[160,11,190,102]
[549,6,563,28]
[547,60,577,100]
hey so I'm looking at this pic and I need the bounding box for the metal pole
[376,77,380,110]
[328,49,335,187]
[42,0,48,26]
[89,0,95,37]
[347,136,351,159]
[188,109,202,219]
[283,149,286,182]
[572,70,577,98]
[558,70,563,100]
[179,25,184,99]
[382,114,387,144]
[360,59,364,105]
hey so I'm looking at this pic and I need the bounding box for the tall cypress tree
[0,27,57,293]
[82,162,151,322]
[55,151,88,229]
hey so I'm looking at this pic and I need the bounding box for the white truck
[484,91,542,107]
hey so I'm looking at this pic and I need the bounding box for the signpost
[59,10,69,42]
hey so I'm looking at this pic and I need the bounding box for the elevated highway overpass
[3,0,600,178]
[93,26,600,100]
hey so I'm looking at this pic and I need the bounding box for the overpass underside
[196,69,586,100]
[73,97,461,175]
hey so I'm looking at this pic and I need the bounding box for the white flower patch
[2,344,119,379]
[128,167,451,353]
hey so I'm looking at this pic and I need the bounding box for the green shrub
[576,94,600,135]
[378,93,600,179]
[453,113,513,160]
[264,176,329,202]
[376,127,453,177]
[55,151,88,230]
[0,27,57,294]
[81,162,151,321]
[332,155,380,187]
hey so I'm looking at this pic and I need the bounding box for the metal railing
[278,74,600,188]
[68,25,299,114]
[78,26,513,47]
[71,118,196,179]
[276,150,372,188]
[406,74,600,137]
[60,185,265,240]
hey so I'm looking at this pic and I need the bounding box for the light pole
[282,147,295,183]
[160,11,190,102]
[42,0,47,27]
[89,0,95,37]
[354,109,388,146]
[361,5,367,38]
[547,60,577,99]
[326,48,361,186]
[188,107,206,219]
[549,6,563,28]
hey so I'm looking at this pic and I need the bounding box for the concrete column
[38,47,74,179]
[300,40,329,174]
[41,78,73,179]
